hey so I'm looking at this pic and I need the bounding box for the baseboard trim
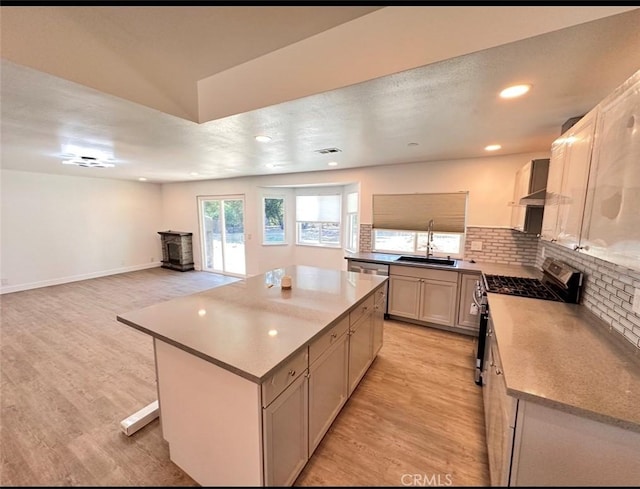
[0,262,162,295]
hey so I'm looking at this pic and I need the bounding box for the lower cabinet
[388,265,458,328]
[484,319,640,486]
[262,372,309,487]
[372,285,386,355]
[308,323,349,456]
[348,295,375,396]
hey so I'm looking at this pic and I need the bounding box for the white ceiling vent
[62,156,115,168]
[314,147,342,154]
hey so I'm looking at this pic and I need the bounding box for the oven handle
[472,280,483,308]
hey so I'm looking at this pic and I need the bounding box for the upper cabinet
[542,68,640,272]
[580,71,640,270]
[540,110,597,249]
[510,158,549,234]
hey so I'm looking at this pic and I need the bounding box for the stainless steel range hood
[518,188,546,206]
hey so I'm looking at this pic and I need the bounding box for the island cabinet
[117,266,387,487]
[308,315,350,456]
[388,265,458,329]
[372,284,386,355]
[348,293,375,395]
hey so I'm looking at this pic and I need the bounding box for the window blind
[372,192,467,233]
[296,195,341,222]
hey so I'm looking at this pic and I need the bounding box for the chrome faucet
[426,219,434,258]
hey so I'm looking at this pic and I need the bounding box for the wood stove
[158,231,194,271]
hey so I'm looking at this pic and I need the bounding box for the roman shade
[372,192,467,233]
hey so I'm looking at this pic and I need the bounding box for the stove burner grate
[484,274,562,301]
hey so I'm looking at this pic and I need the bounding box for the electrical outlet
[633,289,640,315]
[470,240,483,251]
[541,246,546,258]
[150,257,154,262]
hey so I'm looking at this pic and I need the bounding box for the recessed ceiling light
[328,161,338,167]
[190,172,199,176]
[138,177,147,181]
[255,135,272,143]
[484,144,502,151]
[499,84,531,99]
[265,163,278,169]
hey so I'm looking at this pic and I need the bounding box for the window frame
[262,195,287,246]
[295,194,342,248]
[372,228,465,259]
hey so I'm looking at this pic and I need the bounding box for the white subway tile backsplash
[535,241,639,350]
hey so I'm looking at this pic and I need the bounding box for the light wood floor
[0,268,489,486]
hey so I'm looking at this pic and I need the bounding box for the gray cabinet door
[457,273,481,331]
[262,372,309,486]
[308,332,349,456]
[348,312,373,396]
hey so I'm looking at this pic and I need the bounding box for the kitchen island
[117,265,387,486]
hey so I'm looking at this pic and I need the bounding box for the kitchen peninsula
[116,265,387,486]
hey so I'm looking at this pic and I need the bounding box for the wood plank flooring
[0,268,489,486]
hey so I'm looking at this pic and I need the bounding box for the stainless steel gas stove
[474,257,583,385]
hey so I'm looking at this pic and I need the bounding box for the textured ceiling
[1,6,639,183]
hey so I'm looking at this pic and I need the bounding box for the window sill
[295,243,342,249]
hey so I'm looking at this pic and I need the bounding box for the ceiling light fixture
[484,144,502,151]
[499,84,531,99]
[328,161,338,167]
[190,172,199,176]
[265,163,278,169]
[255,135,272,143]
[138,177,147,182]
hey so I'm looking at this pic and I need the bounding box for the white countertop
[117,265,387,383]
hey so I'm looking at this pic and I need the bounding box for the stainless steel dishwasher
[347,259,389,317]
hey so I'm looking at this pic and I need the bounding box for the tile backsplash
[536,241,640,349]
[464,227,538,265]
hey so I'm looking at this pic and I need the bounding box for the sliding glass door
[198,195,246,276]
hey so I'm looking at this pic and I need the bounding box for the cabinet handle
[349,329,355,335]
[363,305,369,311]
[288,369,296,377]
[495,367,502,376]
[330,332,337,341]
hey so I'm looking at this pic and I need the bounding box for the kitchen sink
[395,255,457,266]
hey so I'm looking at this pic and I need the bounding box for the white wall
[1,170,163,293]
[161,151,550,276]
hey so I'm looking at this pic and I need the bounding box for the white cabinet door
[388,275,421,319]
[456,273,481,331]
[418,279,457,327]
[555,111,597,250]
[308,331,349,456]
[541,141,566,242]
[580,70,640,271]
[262,372,309,487]
[348,312,373,396]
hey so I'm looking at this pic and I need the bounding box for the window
[296,194,341,247]
[262,196,285,245]
[373,229,465,257]
[371,192,467,258]
[345,192,358,251]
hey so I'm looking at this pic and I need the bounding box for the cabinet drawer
[390,264,458,283]
[309,315,349,366]
[262,348,309,408]
[349,294,374,326]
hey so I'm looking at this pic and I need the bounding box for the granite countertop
[488,293,640,433]
[345,251,542,277]
[117,265,387,384]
